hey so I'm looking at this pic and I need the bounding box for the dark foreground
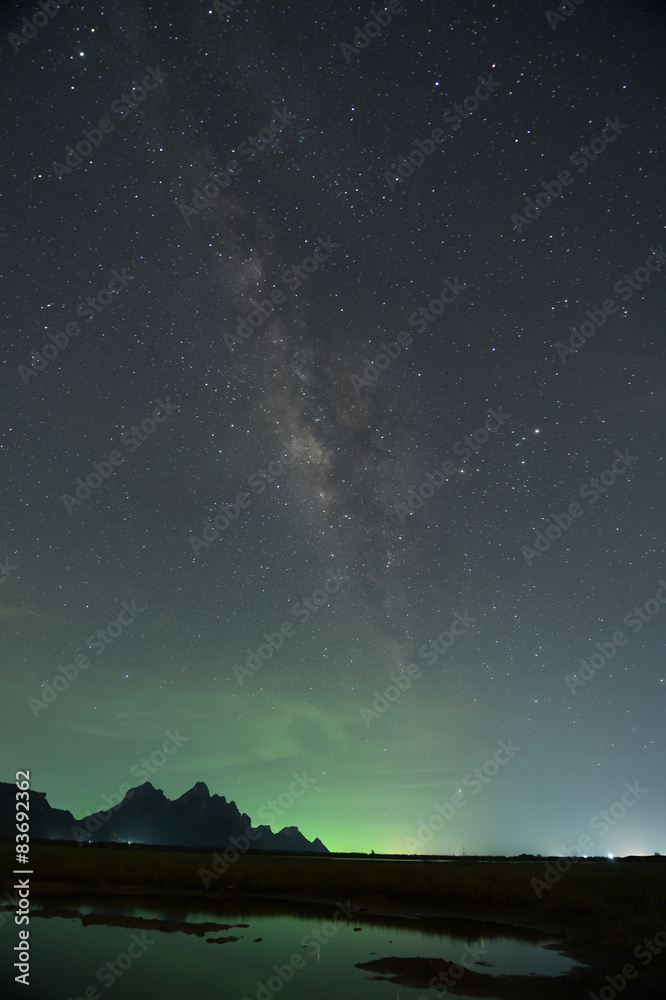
[2,840,665,999]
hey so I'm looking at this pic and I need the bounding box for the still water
[0,893,580,1000]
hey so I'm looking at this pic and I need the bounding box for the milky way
[1,0,664,856]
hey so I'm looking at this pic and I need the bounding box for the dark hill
[0,780,328,853]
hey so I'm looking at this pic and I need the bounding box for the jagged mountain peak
[175,780,210,801]
[0,780,328,854]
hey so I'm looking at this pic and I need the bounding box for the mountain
[0,782,76,839]
[252,824,329,853]
[0,780,328,853]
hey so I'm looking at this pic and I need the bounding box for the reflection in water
[0,894,580,1000]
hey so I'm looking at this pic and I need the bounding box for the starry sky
[1,0,664,856]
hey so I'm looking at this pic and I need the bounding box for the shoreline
[0,880,626,998]
[2,842,664,998]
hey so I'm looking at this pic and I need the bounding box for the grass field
[2,840,665,998]
[2,839,665,948]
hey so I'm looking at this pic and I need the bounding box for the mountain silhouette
[0,780,328,852]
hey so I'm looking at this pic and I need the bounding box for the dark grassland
[2,840,665,999]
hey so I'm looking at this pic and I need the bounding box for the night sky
[1,0,664,857]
